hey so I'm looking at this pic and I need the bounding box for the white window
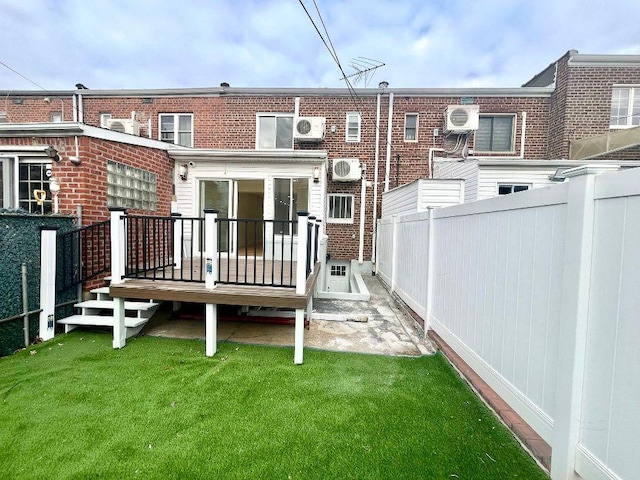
[498,184,530,195]
[257,114,293,149]
[327,194,354,224]
[405,113,418,141]
[346,112,361,142]
[475,115,515,152]
[330,264,347,276]
[100,113,112,128]
[107,160,157,211]
[610,87,640,128]
[273,178,308,234]
[159,114,193,147]
[18,161,52,214]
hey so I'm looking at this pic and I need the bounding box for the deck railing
[112,209,320,290]
[57,220,110,291]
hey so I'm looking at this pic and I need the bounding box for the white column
[205,304,217,357]
[38,227,58,341]
[391,214,398,292]
[424,208,435,338]
[294,308,305,365]
[308,216,317,274]
[109,208,127,349]
[172,213,183,270]
[551,165,618,480]
[204,209,218,357]
[295,211,309,295]
[109,207,126,285]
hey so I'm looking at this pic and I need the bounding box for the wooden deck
[110,262,320,309]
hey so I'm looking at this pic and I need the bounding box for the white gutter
[358,164,366,264]
[371,93,381,265]
[384,92,394,191]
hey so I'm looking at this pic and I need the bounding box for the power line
[0,60,48,91]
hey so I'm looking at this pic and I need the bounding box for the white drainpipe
[371,93,381,266]
[358,164,367,264]
[384,93,394,192]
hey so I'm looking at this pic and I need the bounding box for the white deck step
[58,314,148,329]
[74,300,159,311]
[90,287,110,295]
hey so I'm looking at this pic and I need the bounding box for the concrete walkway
[143,275,435,357]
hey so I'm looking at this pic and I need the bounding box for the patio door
[200,179,264,256]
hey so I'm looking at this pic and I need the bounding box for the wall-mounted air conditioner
[107,118,141,135]
[444,105,479,132]
[294,116,326,142]
[332,158,361,182]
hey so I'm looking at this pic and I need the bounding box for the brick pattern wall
[1,95,75,123]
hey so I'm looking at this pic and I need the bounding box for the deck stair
[58,286,161,338]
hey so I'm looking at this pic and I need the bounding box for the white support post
[424,208,435,338]
[294,308,305,365]
[38,226,58,341]
[309,216,317,275]
[205,304,217,357]
[295,211,309,296]
[375,219,380,276]
[109,208,127,349]
[204,209,218,357]
[550,165,617,480]
[109,207,126,285]
[172,213,183,271]
[204,209,218,290]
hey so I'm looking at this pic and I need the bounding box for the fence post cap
[296,211,309,217]
[171,212,182,217]
[39,225,60,231]
[108,207,127,212]
[308,215,316,220]
[203,209,218,214]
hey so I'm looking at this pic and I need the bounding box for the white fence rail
[376,165,639,480]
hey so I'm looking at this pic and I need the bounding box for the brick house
[1,49,639,280]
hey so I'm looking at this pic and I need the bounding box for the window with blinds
[327,194,354,223]
[475,115,515,152]
[346,112,361,142]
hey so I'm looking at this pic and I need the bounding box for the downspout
[78,93,84,123]
[371,93,381,267]
[294,97,300,117]
[72,95,78,122]
[358,164,366,264]
[384,92,394,192]
[518,111,527,159]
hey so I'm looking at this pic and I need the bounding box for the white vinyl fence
[376,165,640,480]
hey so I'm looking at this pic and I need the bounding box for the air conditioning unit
[444,105,479,132]
[107,118,141,135]
[332,158,361,182]
[294,116,326,142]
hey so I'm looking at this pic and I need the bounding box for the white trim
[404,113,419,142]
[574,444,621,480]
[255,112,294,150]
[327,193,354,224]
[609,86,640,129]
[346,112,361,142]
[159,113,194,147]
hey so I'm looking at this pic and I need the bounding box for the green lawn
[0,331,547,479]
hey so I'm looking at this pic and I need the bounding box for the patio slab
[142,274,435,357]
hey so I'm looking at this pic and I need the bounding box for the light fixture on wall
[312,166,320,183]
[179,164,188,181]
[44,145,61,162]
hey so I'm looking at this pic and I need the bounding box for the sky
[0,0,639,92]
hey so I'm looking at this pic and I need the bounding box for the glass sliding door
[200,180,232,253]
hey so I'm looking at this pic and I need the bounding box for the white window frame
[346,112,361,142]
[159,113,194,147]
[327,194,354,224]
[404,113,418,142]
[610,86,640,129]
[16,159,53,214]
[0,156,14,208]
[50,112,62,123]
[256,113,294,150]
[497,183,531,195]
[273,177,309,235]
[474,114,516,153]
[100,113,112,128]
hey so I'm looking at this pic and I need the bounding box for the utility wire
[0,60,48,91]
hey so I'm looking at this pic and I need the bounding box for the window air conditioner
[107,118,141,135]
[444,105,480,132]
[294,116,326,142]
[332,158,362,182]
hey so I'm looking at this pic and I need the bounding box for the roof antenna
[340,57,386,87]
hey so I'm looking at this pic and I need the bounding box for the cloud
[0,0,638,91]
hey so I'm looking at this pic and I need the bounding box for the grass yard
[0,331,547,479]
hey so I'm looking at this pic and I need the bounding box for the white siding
[477,166,560,200]
[381,181,419,216]
[382,179,464,217]
[434,159,479,203]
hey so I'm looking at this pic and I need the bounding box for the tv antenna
[340,57,386,87]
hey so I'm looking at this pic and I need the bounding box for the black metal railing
[57,220,110,291]
[120,214,318,289]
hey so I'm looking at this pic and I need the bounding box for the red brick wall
[2,95,75,123]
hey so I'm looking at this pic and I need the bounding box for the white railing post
[38,226,58,341]
[424,208,435,337]
[204,209,218,290]
[551,165,617,480]
[203,209,218,358]
[109,207,127,349]
[308,216,316,275]
[295,211,309,296]
[172,213,183,270]
[109,207,126,285]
